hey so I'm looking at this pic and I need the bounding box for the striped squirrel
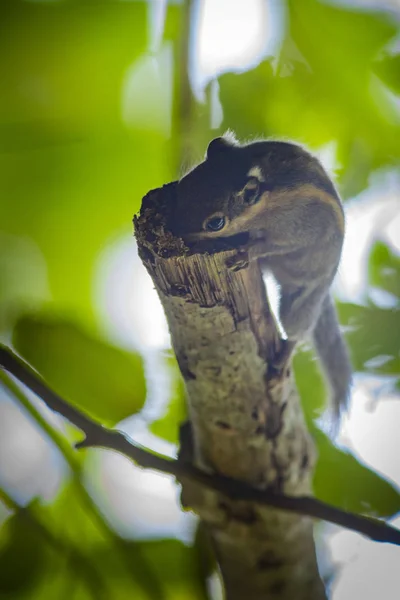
[169,134,352,423]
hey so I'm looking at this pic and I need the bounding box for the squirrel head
[169,135,337,241]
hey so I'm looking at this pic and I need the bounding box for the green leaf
[47,491,210,600]
[0,0,148,134]
[193,522,217,584]
[124,538,210,600]
[150,353,187,444]
[337,302,400,377]
[312,428,400,517]
[374,53,400,94]
[218,0,400,188]
[38,481,162,600]
[288,0,396,84]
[0,485,161,600]
[293,307,400,517]
[292,298,399,418]
[45,479,106,548]
[0,502,47,594]
[293,348,327,427]
[368,240,400,300]
[13,312,146,426]
[287,0,400,195]
[219,60,275,138]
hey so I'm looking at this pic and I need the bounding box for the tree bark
[134,183,326,600]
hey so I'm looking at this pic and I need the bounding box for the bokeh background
[0,0,399,598]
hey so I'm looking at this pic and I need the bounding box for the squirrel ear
[206,135,237,159]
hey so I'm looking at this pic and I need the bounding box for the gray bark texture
[134,183,327,600]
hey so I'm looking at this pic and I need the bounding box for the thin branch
[0,361,164,598]
[0,369,80,464]
[1,344,400,547]
[0,368,115,542]
[0,345,98,436]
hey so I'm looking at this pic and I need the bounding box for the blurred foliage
[293,238,400,514]
[0,0,400,598]
[0,502,48,596]
[369,239,400,300]
[12,312,146,425]
[338,301,400,377]
[150,352,187,444]
[0,0,172,325]
[0,483,209,600]
[218,0,400,198]
[312,428,400,515]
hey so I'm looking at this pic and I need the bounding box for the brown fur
[170,136,352,424]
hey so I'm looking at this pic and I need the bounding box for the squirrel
[169,134,352,424]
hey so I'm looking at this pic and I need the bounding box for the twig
[1,344,400,547]
[0,361,164,598]
[0,368,116,542]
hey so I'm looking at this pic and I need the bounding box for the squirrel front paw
[269,339,296,375]
[225,248,250,271]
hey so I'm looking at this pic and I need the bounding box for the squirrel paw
[269,339,296,375]
[225,249,249,271]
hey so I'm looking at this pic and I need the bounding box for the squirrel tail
[312,294,352,426]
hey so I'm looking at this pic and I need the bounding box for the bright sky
[194,0,282,90]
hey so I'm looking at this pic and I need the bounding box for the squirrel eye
[205,215,226,232]
[243,179,260,205]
